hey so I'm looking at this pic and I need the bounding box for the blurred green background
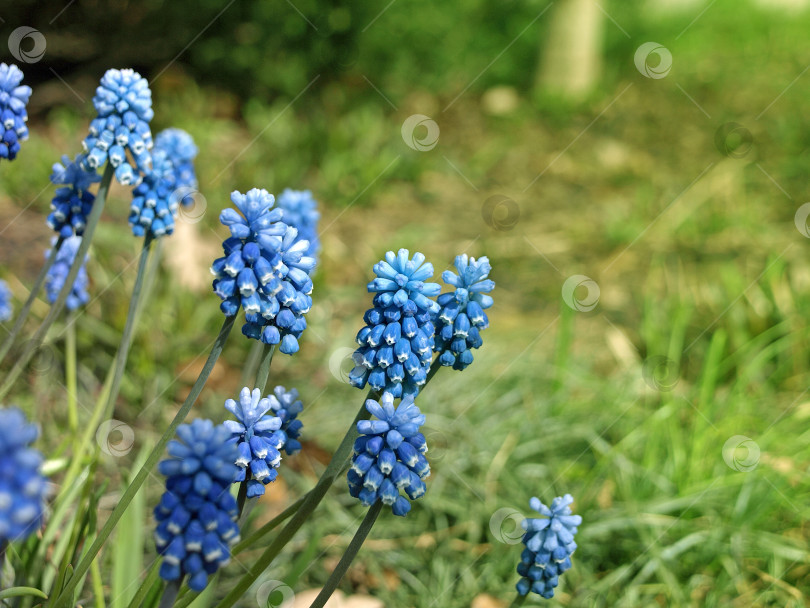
[1,0,810,606]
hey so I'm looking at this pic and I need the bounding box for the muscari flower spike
[129,147,178,238]
[267,386,304,455]
[82,68,154,186]
[277,189,321,260]
[0,279,12,322]
[154,419,240,592]
[0,407,49,544]
[155,128,199,206]
[0,63,31,162]
[46,154,101,238]
[434,255,494,370]
[347,392,430,517]
[223,387,283,499]
[349,249,440,399]
[45,236,90,311]
[211,189,316,355]
[516,494,582,599]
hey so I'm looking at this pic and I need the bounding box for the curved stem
[0,164,114,400]
[157,580,181,608]
[53,315,236,608]
[231,494,306,555]
[0,235,64,365]
[308,501,382,608]
[65,313,78,438]
[508,594,527,608]
[124,560,160,608]
[254,343,275,393]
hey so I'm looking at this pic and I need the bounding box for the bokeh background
[1,0,810,606]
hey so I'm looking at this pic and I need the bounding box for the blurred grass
[2,0,810,606]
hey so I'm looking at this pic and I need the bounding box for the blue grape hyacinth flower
[516,494,582,599]
[0,407,49,544]
[349,249,440,398]
[0,63,31,162]
[267,385,304,455]
[347,392,430,517]
[212,189,316,355]
[223,387,284,499]
[277,189,320,260]
[154,419,240,592]
[46,154,101,238]
[82,68,154,185]
[129,148,178,238]
[155,128,198,206]
[45,236,90,311]
[434,255,494,370]
[0,279,12,322]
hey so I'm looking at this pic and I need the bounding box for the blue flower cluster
[0,63,31,162]
[266,385,304,455]
[45,236,90,311]
[277,189,320,259]
[516,494,582,599]
[0,279,12,322]
[212,189,316,355]
[0,407,49,544]
[46,154,101,237]
[434,255,494,370]
[82,68,153,185]
[347,392,430,517]
[154,128,198,207]
[224,387,283,499]
[154,419,240,592]
[349,250,440,398]
[129,148,178,238]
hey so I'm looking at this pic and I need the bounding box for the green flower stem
[157,580,181,608]
[508,594,527,608]
[53,315,236,608]
[124,560,160,608]
[215,357,445,608]
[232,494,306,555]
[254,343,275,393]
[0,163,114,400]
[240,340,263,387]
[65,313,78,438]
[0,235,64,365]
[308,501,383,608]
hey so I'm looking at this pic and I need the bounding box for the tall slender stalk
[52,315,236,608]
[308,501,382,608]
[215,357,444,608]
[65,313,78,438]
[508,594,527,608]
[254,343,275,393]
[0,164,114,400]
[0,235,64,364]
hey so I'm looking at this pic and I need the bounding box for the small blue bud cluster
[348,392,430,517]
[45,236,90,311]
[154,419,240,591]
[154,128,199,206]
[350,250,440,398]
[434,255,494,370]
[82,68,154,185]
[46,154,101,237]
[129,148,178,238]
[516,495,582,599]
[0,279,12,322]
[277,189,320,260]
[0,63,31,162]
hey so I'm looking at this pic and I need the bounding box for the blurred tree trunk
[537,0,605,99]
